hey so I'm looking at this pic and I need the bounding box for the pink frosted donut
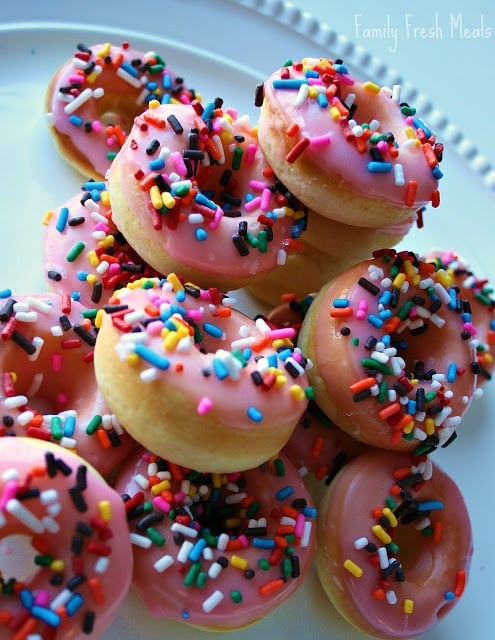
[42,180,162,307]
[0,437,133,639]
[257,57,443,227]
[0,292,135,476]
[298,249,480,453]
[114,447,317,630]
[316,449,473,639]
[94,276,312,473]
[426,249,494,386]
[45,41,196,179]
[107,100,307,290]
[282,400,371,486]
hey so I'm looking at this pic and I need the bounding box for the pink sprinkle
[260,188,272,211]
[249,179,268,192]
[33,590,51,607]
[238,534,249,549]
[294,512,306,538]
[208,207,223,231]
[307,78,324,86]
[94,222,111,233]
[463,322,477,336]
[245,196,262,212]
[174,491,187,502]
[356,299,368,320]
[153,495,171,513]
[186,309,203,321]
[197,396,213,415]
[106,136,116,147]
[57,392,68,406]
[92,120,103,133]
[172,151,188,177]
[405,116,415,126]
[0,480,18,510]
[108,263,120,275]
[310,134,331,148]
[146,320,164,336]
[51,352,62,373]
[268,327,296,340]
[376,141,389,153]
[246,143,257,164]
[68,74,85,84]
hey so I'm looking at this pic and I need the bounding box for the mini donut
[248,208,416,305]
[281,400,370,490]
[114,447,317,630]
[316,449,473,639]
[45,41,196,179]
[0,291,136,476]
[426,249,494,386]
[94,276,312,473]
[298,249,480,453]
[257,57,442,227]
[107,99,307,291]
[42,180,162,307]
[0,437,133,639]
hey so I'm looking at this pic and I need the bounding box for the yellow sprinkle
[343,559,363,578]
[372,524,392,545]
[163,327,188,351]
[403,260,418,278]
[86,273,98,285]
[405,126,417,139]
[86,250,98,268]
[98,500,112,522]
[224,518,242,529]
[272,338,294,350]
[308,86,319,100]
[149,185,164,210]
[289,385,306,401]
[101,191,111,207]
[274,373,287,388]
[382,507,398,528]
[329,106,342,120]
[402,420,415,434]
[42,210,54,226]
[162,191,176,209]
[424,417,436,436]
[167,273,184,292]
[362,81,381,94]
[97,43,111,58]
[50,559,65,573]
[392,273,406,289]
[86,70,99,84]
[126,353,141,366]
[231,555,249,571]
[98,235,114,249]
[212,473,223,489]
[151,479,171,496]
[403,598,414,614]
[149,99,160,109]
[435,268,453,287]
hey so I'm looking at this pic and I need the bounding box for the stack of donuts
[1,41,493,640]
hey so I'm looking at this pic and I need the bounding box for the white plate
[1,1,494,639]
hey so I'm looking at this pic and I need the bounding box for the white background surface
[0,1,494,639]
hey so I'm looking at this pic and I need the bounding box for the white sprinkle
[116,67,142,88]
[386,590,398,605]
[202,590,224,613]
[64,87,93,114]
[378,547,389,569]
[50,588,72,611]
[94,556,110,574]
[4,395,28,409]
[6,499,44,533]
[353,536,369,550]
[153,555,174,573]
[177,540,194,563]
[171,522,198,539]
[140,367,158,383]
[217,532,229,551]
[129,533,152,548]
[208,561,223,579]
[300,520,312,548]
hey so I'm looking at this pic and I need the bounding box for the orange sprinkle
[250,335,272,352]
[143,112,167,129]
[383,316,401,333]
[286,122,300,137]
[454,570,466,597]
[315,465,329,481]
[431,189,440,208]
[88,577,106,605]
[349,377,377,394]
[378,403,401,420]
[405,180,418,207]
[112,52,124,68]
[96,428,112,449]
[281,505,299,520]
[12,616,37,640]
[311,435,325,458]
[393,466,413,479]
[259,578,285,596]
[433,521,443,543]
[330,307,353,318]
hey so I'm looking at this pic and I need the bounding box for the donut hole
[95,94,139,133]
[391,523,434,581]
[2,338,95,417]
[390,324,444,380]
[0,533,38,583]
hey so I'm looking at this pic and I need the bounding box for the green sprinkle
[351,337,360,347]
[282,558,292,579]
[398,300,414,320]
[184,562,202,587]
[196,572,208,589]
[146,527,165,547]
[258,229,268,253]
[149,63,165,74]
[385,496,398,509]
[85,415,102,435]
[400,105,416,116]
[274,458,285,477]
[66,241,85,263]
[232,147,243,171]
[377,381,388,403]
[258,558,270,571]
[230,589,243,603]
[246,502,260,518]
[305,386,315,400]
[424,390,437,403]
[245,232,259,249]
[421,526,434,537]
[386,541,400,554]
[35,554,53,566]
[50,416,63,440]
[360,358,393,375]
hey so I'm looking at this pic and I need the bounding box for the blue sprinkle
[149,158,165,171]
[448,288,457,310]
[188,538,207,563]
[162,74,172,90]
[367,314,384,328]
[68,115,83,126]
[146,81,159,91]
[31,605,61,627]
[407,400,416,416]
[242,348,252,361]
[381,335,392,347]
[461,312,472,323]
[55,206,69,233]
[0,288,12,298]
[195,228,208,242]
[490,319,495,331]
[378,290,392,306]
[168,304,186,318]
[203,322,224,339]
[333,299,349,308]
[120,62,139,77]
[134,344,170,370]
[161,93,171,104]
[303,506,318,518]
[432,165,443,179]
[275,485,294,501]
[76,271,89,282]
[83,181,105,191]
[444,591,456,601]
[175,289,186,302]
[63,415,76,437]
[277,348,292,361]
[368,161,393,173]
[70,291,81,301]
[247,406,263,423]
[19,588,34,609]
[413,117,431,138]
[252,537,276,549]
[333,63,349,74]
[379,309,393,320]
[267,353,278,368]
[290,224,301,238]
[417,500,444,512]
[447,363,457,383]
[194,193,216,210]
[212,358,229,380]
[202,101,216,121]
[90,189,101,202]
[272,79,309,90]
[304,70,319,78]
[317,93,329,108]
[181,610,191,620]
[66,593,84,617]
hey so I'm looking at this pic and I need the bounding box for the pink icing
[110,102,307,281]
[46,42,195,178]
[0,437,133,639]
[114,447,316,628]
[260,57,442,209]
[42,182,162,307]
[0,293,135,476]
[317,449,473,638]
